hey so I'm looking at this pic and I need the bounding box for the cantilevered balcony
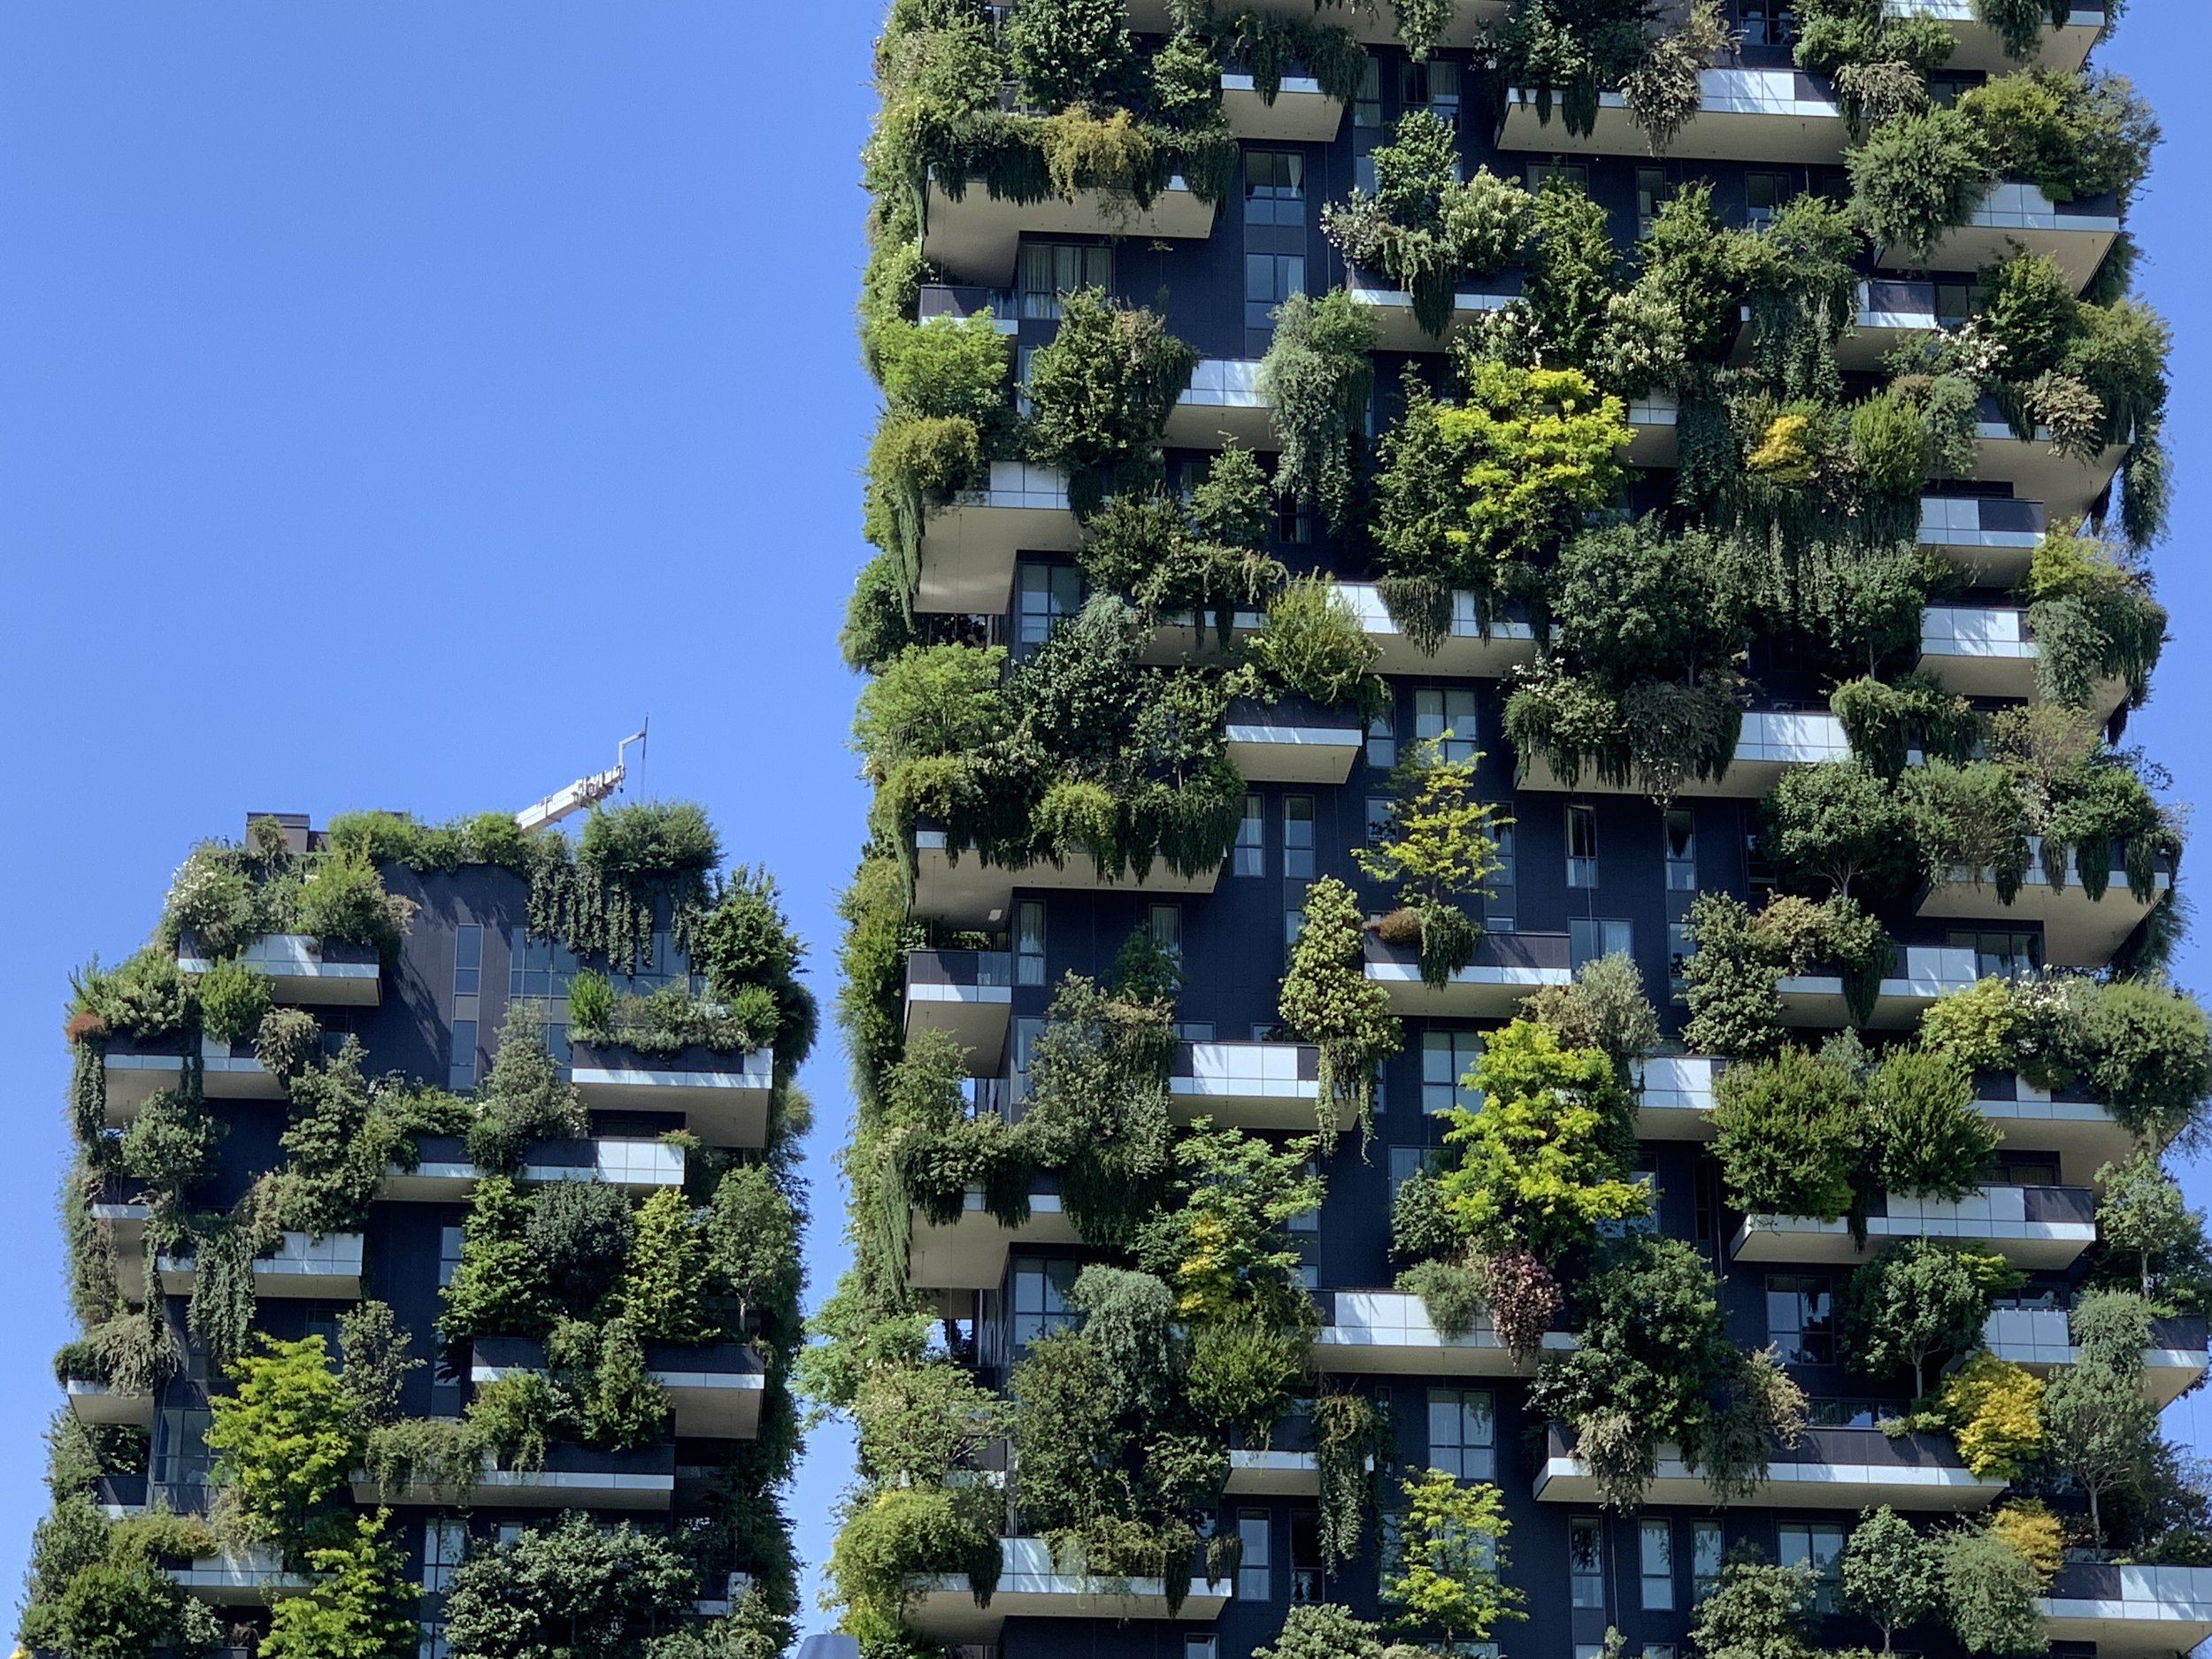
[567,1044,773,1148]
[915,462,1079,615]
[1311,1288,1577,1377]
[1364,931,1572,1018]
[351,1438,678,1509]
[1169,1040,1333,1132]
[1882,1,2103,73]
[1917,837,2170,969]
[103,1034,278,1125]
[166,1550,311,1604]
[2040,1562,2212,1656]
[911,826,1221,929]
[64,1377,154,1429]
[1125,0,1508,46]
[1880,183,2121,292]
[1778,942,1980,1028]
[1917,604,2043,703]
[1920,493,2048,585]
[1733,1182,2098,1269]
[1982,1307,2208,1407]
[1971,397,2128,521]
[1626,391,1678,466]
[470,1337,764,1439]
[1517,709,1852,797]
[903,1538,1229,1640]
[1497,71,1845,164]
[904,948,1015,1074]
[1824,279,1962,372]
[1225,1418,1324,1495]
[1164,357,1273,448]
[1633,1055,1726,1140]
[910,1178,1081,1291]
[924,173,1217,288]
[1532,1422,2005,1509]
[1225,696,1364,784]
[157,1231,364,1300]
[379,1134,686,1202]
[1346,269,1517,352]
[176,933,380,1006]
[1337,583,1539,677]
[1221,71,1344,142]
[917,283,1018,334]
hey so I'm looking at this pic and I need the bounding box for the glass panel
[1570,1517,1604,1608]
[1641,1520,1675,1610]
[1284,795,1316,879]
[1236,795,1265,876]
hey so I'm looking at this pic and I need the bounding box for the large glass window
[152,1404,213,1508]
[1426,1388,1496,1479]
[1010,1256,1079,1348]
[1692,1519,1724,1600]
[1019,242,1110,320]
[1570,1517,1605,1609]
[1637,167,1671,238]
[1235,795,1265,877]
[1567,804,1600,888]
[423,1518,469,1594]
[1665,810,1697,891]
[1949,929,2040,979]
[1239,1511,1272,1601]
[1746,172,1793,227]
[1413,688,1477,762]
[1149,903,1183,959]
[1246,252,1307,353]
[1401,56,1461,126]
[1017,563,1083,649]
[1422,1030,1483,1115]
[1778,1523,1846,1612]
[1738,2,1797,46]
[1640,1519,1675,1610]
[1765,1274,1834,1364]
[1245,150,1306,225]
[1016,902,1046,987]
[1284,795,1316,879]
[1571,918,1632,966]
[1367,708,1397,770]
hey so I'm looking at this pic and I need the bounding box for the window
[1669,922,1694,987]
[1636,167,1671,237]
[1187,1638,1220,1659]
[1949,929,2040,979]
[1149,904,1182,959]
[1778,1523,1846,1613]
[1015,902,1046,986]
[1402,56,1462,127]
[1367,709,1397,770]
[1284,795,1316,879]
[1494,824,1516,887]
[1285,909,1305,949]
[1738,2,1796,45]
[1290,1158,1321,1233]
[1247,252,1307,354]
[1571,918,1632,967]
[1427,1388,1496,1479]
[152,1404,213,1506]
[449,923,482,1090]
[1693,1519,1724,1601]
[1291,1510,1324,1603]
[423,1519,469,1594]
[1640,1519,1675,1610]
[1366,796,1394,847]
[1277,492,1313,545]
[1765,1275,1834,1364]
[1665,810,1697,891]
[1239,1511,1272,1601]
[1422,1030,1483,1115]
[1746,172,1793,227]
[508,928,578,1000]
[1020,242,1110,320]
[1414,688,1477,761]
[1529,161,1588,192]
[437,1225,465,1289]
[419,1625,449,1659]
[1389,1146,1430,1198]
[1011,1015,1043,1101]
[1011,1256,1079,1347]
[1235,795,1265,876]
[1245,150,1306,225]
[1570,1517,1604,1609]
[1354,56,1382,133]
[1567,804,1600,888]
[1017,563,1082,648]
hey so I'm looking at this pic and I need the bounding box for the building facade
[834,6,2212,1659]
[27,805,810,1658]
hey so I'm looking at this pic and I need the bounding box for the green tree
[1252,1601,1386,1659]
[1023,289,1199,513]
[1355,739,1510,910]
[2097,1151,2200,1296]
[1552,518,1750,690]
[1688,1555,1818,1659]
[1135,1123,1322,1328]
[261,1509,419,1659]
[1709,1045,1866,1219]
[609,1187,710,1342]
[1381,1469,1525,1647]
[1940,1353,2046,1479]
[1840,1506,1940,1652]
[41,1560,196,1659]
[1278,876,1402,1137]
[1762,762,1923,902]
[465,998,588,1173]
[442,1513,697,1659]
[1939,1526,2048,1657]
[1867,1045,1996,1200]
[1838,1240,2002,1397]
[437,1175,552,1344]
[851,644,1006,773]
[1004,0,1132,109]
[527,1179,638,1318]
[1436,1020,1644,1262]
[2040,1348,2153,1543]
[705,1164,802,1337]
[204,1335,361,1555]
[2079,980,2212,1152]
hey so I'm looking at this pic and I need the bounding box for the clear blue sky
[0,2,2208,1635]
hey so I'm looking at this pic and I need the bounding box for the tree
[261,1509,419,1659]
[1355,739,1510,910]
[1840,1507,1940,1652]
[1253,1601,1386,1659]
[336,1300,421,1437]
[1435,1020,1646,1262]
[1553,518,1750,690]
[1382,1469,1525,1647]
[2040,1349,2153,1543]
[2097,1151,2200,1296]
[1688,1555,1819,1659]
[204,1334,360,1555]
[851,644,1006,773]
[1710,1046,1867,1219]
[1004,0,1132,110]
[705,1163,801,1337]
[1939,1527,2048,1657]
[1023,289,1198,512]
[1519,952,1661,1085]
[2079,980,2212,1152]
[1839,1240,2001,1397]
[609,1187,710,1342]
[465,996,588,1172]
[1867,1045,1996,1200]
[437,1174,552,1344]
[1278,877,1402,1137]
[526,1179,638,1318]
[41,1560,196,1659]
[1135,1123,1321,1329]
[1762,762,1922,902]
[1940,1354,2046,1480]
[442,1513,697,1659]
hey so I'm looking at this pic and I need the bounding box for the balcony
[1824,279,1962,372]
[1125,0,1508,47]
[915,462,1079,615]
[1917,603,2130,718]
[1880,183,2120,291]
[1311,1288,1578,1377]
[1920,493,2047,584]
[2040,1562,2212,1655]
[1338,583,1539,677]
[1626,391,1678,466]
[1497,71,1845,164]
[1346,270,1517,353]
[567,1043,773,1148]
[1169,1040,1333,1132]
[903,1537,1229,1640]
[176,933,380,1007]
[351,1436,677,1509]
[1982,1308,2208,1407]
[1221,72,1343,142]
[379,1135,686,1202]
[64,1377,155,1428]
[157,1231,364,1300]
[911,826,1221,929]
[1778,942,1981,1028]
[1364,930,1572,1018]
[924,173,1217,288]
[1882,1,2103,73]
[1970,398,2128,521]
[94,1474,148,1518]
[1733,1182,2098,1269]
[1917,837,2170,969]
[1163,357,1273,449]
[103,1034,278,1125]
[1517,709,1852,797]
[1971,1071,2132,1185]
[1225,696,1364,784]
[1225,1418,1322,1495]
[470,1337,764,1439]
[917,283,1018,334]
[904,948,1015,1074]
[1633,1055,1725,1141]
[1533,1422,2004,1509]
[909,1179,1080,1291]
[166,1550,311,1604]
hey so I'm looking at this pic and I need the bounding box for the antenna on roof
[514,721,649,834]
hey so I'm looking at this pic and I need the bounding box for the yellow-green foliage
[1940,1353,2046,1479]
[1988,1501,2064,1583]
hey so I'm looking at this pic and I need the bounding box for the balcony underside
[1970,428,2127,521]
[910,1198,1081,1291]
[1366,959,1572,1018]
[923,179,1217,288]
[912,835,1221,928]
[104,1052,279,1125]
[570,1064,772,1149]
[1517,713,1851,799]
[905,985,1014,1076]
[1221,76,1344,143]
[905,1540,1229,1640]
[168,1560,311,1605]
[915,502,1077,616]
[1225,721,1363,785]
[1312,1327,1573,1379]
[1917,871,2162,971]
[1497,87,1845,165]
[65,1381,154,1428]
[1886,215,2118,292]
[2039,1567,2212,1655]
[1225,1449,1320,1495]
[1884,3,2101,73]
[347,1466,675,1509]
[1533,1449,2004,1509]
[1733,1213,2095,1271]
[1347,285,1512,353]
[1125,0,1507,45]
[1168,1080,1343,1133]
[1777,974,1960,1030]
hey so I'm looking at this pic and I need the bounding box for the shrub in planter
[193,959,271,1046]
[1847,105,1991,259]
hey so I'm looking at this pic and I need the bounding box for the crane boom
[514,723,649,834]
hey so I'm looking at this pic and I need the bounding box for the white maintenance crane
[514,723,649,834]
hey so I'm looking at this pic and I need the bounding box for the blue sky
[0,1,2208,1635]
